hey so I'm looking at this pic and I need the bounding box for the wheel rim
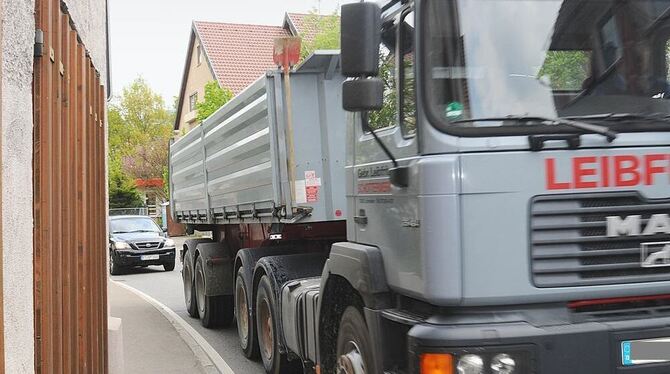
[236,281,249,345]
[258,298,274,361]
[337,341,366,374]
[195,264,206,314]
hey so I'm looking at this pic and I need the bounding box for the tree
[300,12,341,60]
[108,77,174,207]
[538,51,590,91]
[196,81,233,122]
[108,159,145,209]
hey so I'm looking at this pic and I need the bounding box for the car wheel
[195,256,233,328]
[256,275,302,374]
[109,251,123,276]
[164,260,175,272]
[236,267,259,358]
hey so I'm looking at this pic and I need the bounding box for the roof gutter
[105,0,112,100]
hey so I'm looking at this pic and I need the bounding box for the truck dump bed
[170,52,346,225]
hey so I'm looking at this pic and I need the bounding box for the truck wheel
[183,250,199,318]
[164,260,175,272]
[109,251,123,275]
[336,306,375,374]
[235,268,259,358]
[195,256,233,328]
[256,275,302,374]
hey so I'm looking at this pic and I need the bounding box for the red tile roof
[285,13,320,43]
[194,21,290,94]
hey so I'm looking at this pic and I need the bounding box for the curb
[111,280,234,374]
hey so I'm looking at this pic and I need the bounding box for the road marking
[111,280,235,374]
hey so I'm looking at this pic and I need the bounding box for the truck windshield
[424,0,670,135]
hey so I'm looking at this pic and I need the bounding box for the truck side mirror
[342,78,383,112]
[341,3,382,77]
[341,3,383,112]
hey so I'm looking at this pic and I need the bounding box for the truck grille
[531,193,670,287]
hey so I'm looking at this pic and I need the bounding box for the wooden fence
[33,0,108,372]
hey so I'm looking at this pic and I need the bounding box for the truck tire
[256,275,302,374]
[183,249,199,318]
[236,268,259,358]
[336,306,375,374]
[109,251,124,275]
[195,256,233,328]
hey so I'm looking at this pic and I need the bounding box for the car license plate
[141,254,160,261]
[622,337,670,366]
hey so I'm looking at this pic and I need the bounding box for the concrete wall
[2,0,37,372]
[64,0,108,83]
[178,34,216,134]
[1,0,107,372]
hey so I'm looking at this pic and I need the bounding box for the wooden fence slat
[33,1,107,373]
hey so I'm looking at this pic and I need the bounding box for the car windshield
[424,0,670,133]
[110,217,161,234]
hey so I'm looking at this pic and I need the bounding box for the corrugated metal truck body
[170,52,346,225]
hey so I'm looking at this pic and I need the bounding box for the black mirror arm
[362,114,409,188]
[363,114,398,168]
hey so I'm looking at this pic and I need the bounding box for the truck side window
[367,23,399,131]
[399,10,416,136]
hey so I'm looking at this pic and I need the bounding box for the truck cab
[336,0,670,372]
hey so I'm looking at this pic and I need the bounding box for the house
[174,13,323,134]
[2,0,109,372]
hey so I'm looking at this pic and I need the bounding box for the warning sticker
[295,180,307,204]
[305,170,321,187]
[306,186,319,202]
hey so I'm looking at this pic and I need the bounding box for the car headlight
[164,238,175,247]
[114,241,131,250]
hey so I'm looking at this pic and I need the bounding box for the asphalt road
[109,236,265,374]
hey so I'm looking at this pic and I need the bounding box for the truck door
[351,8,424,293]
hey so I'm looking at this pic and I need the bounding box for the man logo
[606,214,670,238]
[641,242,670,268]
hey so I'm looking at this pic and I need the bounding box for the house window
[189,93,198,112]
[197,45,203,66]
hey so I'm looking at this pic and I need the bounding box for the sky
[109,0,350,106]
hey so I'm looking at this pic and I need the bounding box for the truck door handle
[354,209,368,225]
[354,216,368,225]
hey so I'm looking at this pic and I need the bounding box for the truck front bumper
[113,248,176,267]
[408,315,670,373]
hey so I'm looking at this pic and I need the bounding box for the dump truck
[171,1,670,373]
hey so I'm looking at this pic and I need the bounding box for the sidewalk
[109,281,218,374]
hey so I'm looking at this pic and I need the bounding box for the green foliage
[196,81,234,122]
[300,12,341,60]
[538,51,590,91]
[368,51,397,130]
[108,77,174,207]
[108,159,144,209]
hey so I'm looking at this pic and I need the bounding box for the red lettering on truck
[545,154,670,190]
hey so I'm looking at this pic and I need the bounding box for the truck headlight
[164,238,175,247]
[114,241,131,250]
[456,354,484,374]
[491,354,515,374]
[419,348,531,374]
